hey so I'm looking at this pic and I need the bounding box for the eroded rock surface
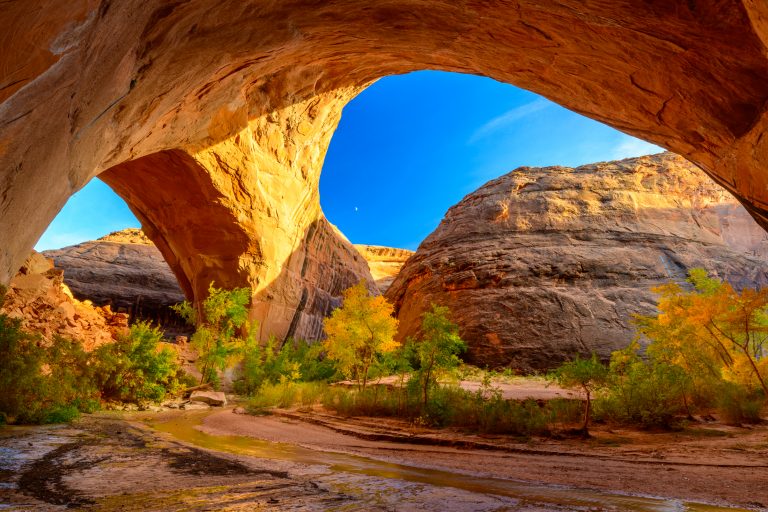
[387,154,768,372]
[0,252,127,350]
[355,245,414,293]
[42,227,413,342]
[42,229,185,326]
[1,2,768,338]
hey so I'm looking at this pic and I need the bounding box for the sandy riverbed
[195,407,768,509]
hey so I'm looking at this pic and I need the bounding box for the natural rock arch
[2,1,768,337]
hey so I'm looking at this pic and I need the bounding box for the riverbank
[190,406,768,509]
[1,406,766,510]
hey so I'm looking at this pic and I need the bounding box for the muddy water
[145,411,747,512]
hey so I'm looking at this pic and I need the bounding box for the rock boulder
[387,153,768,372]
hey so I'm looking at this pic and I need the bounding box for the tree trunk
[582,388,591,436]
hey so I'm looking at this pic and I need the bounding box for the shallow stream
[146,411,750,512]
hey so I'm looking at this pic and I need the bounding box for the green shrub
[0,315,105,424]
[173,284,253,386]
[235,337,338,395]
[716,383,763,425]
[246,381,331,414]
[92,321,180,404]
[595,352,689,429]
[0,314,48,420]
[41,404,81,424]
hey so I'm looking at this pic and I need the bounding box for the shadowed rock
[1,2,768,340]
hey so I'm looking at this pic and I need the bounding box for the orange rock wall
[1,1,768,335]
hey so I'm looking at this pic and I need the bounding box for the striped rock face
[386,154,768,372]
[1,2,768,341]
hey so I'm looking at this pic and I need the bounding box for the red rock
[1,2,767,344]
[387,154,768,372]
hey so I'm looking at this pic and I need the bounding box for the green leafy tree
[600,342,692,428]
[173,284,253,386]
[92,321,180,403]
[323,281,399,390]
[549,354,609,435]
[412,304,466,407]
[0,315,100,423]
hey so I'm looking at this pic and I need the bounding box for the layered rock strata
[42,229,412,342]
[42,229,185,328]
[354,245,414,293]
[386,153,768,372]
[1,2,768,340]
[0,252,127,350]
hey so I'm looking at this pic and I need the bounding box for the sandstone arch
[2,1,768,335]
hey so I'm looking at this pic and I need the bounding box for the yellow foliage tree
[636,268,768,398]
[322,281,399,390]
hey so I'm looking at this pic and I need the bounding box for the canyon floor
[2,389,768,511]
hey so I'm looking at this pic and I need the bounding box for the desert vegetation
[0,317,188,424]
[3,268,766,435]
[230,271,766,437]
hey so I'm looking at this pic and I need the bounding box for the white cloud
[469,99,550,144]
[611,135,663,160]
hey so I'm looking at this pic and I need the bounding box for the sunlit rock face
[97,90,377,342]
[386,154,768,372]
[354,246,414,293]
[0,252,127,350]
[41,229,186,328]
[1,1,768,337]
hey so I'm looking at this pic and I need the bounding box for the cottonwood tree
[549,354,609,436]
[412,304,466,407]
[323,281,399,390]
[636,269,768,398]
[173,284,253,386]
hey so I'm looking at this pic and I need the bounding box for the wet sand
[196,407,768,510]
[2,407,767,510]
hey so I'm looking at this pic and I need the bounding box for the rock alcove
[2,1,768,342]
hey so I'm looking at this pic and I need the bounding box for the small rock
[182,401,210,410]
[232,407,247,415]
[190,391,227,407]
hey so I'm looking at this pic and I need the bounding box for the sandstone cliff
[41,228,409,342]
[2,3,768,352]
[42,229,185,327]
[386,153,768,372]
[0,252,127,350]
[354,245,414,293]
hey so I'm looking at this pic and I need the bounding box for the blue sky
[36,71,660,252]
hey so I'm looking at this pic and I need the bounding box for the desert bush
[716,382,764,425]
[246,381,332,414]
[234,337,337,395]
[92,321,180,404]
[0,314,49,420]
[173,284,253,387]
[0,315,102,424]
[593,344,690,429]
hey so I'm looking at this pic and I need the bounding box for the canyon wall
[42,229,185,326]
[386,153,768,372]
[354,245,414,293]
[42,229,410,342]
[1,1,767,328]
